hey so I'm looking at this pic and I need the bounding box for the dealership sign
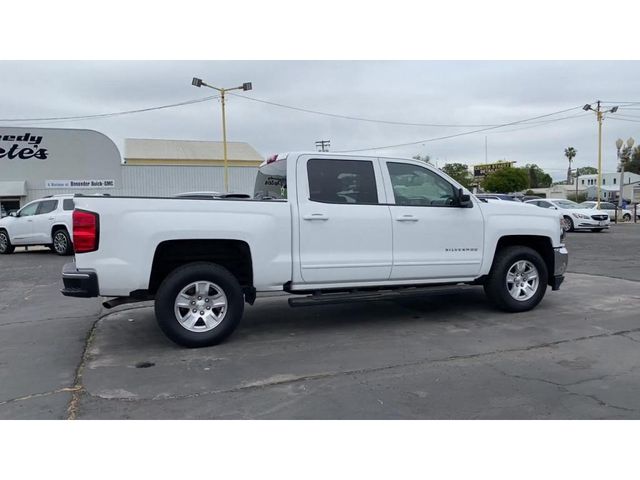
[45,179,115,189]
[0,132,48,160]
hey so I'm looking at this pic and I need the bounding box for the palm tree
[564,147,577,184]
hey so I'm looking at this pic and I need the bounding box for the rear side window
[307,159,378,204]
[63,199,74,211]
[254,159,287,200]
[36,200,58,215]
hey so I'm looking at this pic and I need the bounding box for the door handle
[396,215,418,222]
[48,217,55,220]
[302,213,329,221]
[27,219,33,222]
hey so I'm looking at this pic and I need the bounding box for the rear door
[297,156,393,285]
[381,160,484,281]
[32,199,58,243]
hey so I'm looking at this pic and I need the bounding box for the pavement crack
[0,386,81,406]
[85,326,640,404]
[66,318,100,420]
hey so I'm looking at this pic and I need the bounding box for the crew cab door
[32,199,58,243]
[380,160,484,280]
[10,201,39,244]
[297,156,393,285]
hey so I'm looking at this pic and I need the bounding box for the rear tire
[52,229,73,256]
[0,230,14,254]
[483,246,548,312]
[154,262,244,348]
[623,213,631,222]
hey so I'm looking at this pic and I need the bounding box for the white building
[123,138,263,196]
[0,127,264,213]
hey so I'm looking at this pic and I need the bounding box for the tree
[483,167,529,193]
[441,163,473,188]
[412,154,431,164]
[576,166,597,176]
[520,164,552,188]
[625,146,640,175]
[564,147,577,183]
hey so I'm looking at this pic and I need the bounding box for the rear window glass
[63,199,74,211]
[37,200,58,215]
[254,159,287,200]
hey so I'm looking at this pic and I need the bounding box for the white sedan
[524,198,610,232]
[579,201,636,222]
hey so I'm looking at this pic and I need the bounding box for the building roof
[124,138,264,166]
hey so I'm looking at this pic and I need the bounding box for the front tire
[623,213,631,222]
[483,246,548,312]
[154,262,244,348]
[0,230,14,254]
[562,216,574,232]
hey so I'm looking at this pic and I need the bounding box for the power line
[229,92,578,129]
[335,105,584,153]
[0,95,220,123]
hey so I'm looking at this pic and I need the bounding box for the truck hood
[476,199,560,218]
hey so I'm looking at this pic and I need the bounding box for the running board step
[287,285,475,307]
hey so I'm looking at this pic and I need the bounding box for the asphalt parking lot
[1,224,639,419]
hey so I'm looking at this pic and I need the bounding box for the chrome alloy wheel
[173,281,228,332]
[505,260,539,301]
[54,232,68,254]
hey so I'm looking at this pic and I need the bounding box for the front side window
[387,162,457,206]
[307,159,378,204]
[18,202,39,217]
[37,200,58,215]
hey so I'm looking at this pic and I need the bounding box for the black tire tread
[483,245,548,313]
[154,262,244,348]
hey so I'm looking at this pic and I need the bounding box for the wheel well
[494,235,554,281]
[51,224,68,235]
[148,239,253,294]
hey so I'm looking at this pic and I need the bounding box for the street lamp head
[610,106,619,113]
[583,104,592,111]
[192,77,203,88]
[242,82,253,91]
[616,138,624,150]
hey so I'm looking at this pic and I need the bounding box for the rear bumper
[61,262,99,297]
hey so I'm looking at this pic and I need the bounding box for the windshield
[554,200,581,209]
[254,159,287,200]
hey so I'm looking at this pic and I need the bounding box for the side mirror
[457,188,473,208]
[9,212,17,217]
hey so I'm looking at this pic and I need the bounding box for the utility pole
[315,140,331,152]
[583,101,618,209]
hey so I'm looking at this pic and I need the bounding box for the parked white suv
[524,198,610,232]
[0,195,74,255]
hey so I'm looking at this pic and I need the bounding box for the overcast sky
[1,60,639,180]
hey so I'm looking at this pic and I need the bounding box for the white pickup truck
[62,152,568,347]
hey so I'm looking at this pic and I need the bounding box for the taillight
[73,209,99,253]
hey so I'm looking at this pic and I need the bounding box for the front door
[11,201,39,244]
[381,160,485,281]
[297,156,393,285]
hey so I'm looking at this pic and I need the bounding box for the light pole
[618,137,635,208]
[583,101,618,208]
[192,77,253,192]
